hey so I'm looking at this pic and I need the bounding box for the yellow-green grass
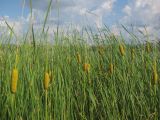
[0,33,159,120]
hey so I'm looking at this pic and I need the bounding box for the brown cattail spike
[109,63,114,74]
[76,53,81,64]
[119,44,125,56]
[152,71,158,85]
[11,68,18,94]
[83,63,90,73]
[44,72,50,90]
[152,60,158,85]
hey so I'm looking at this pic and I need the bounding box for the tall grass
[0,0,160,119]
[0,27,159,119]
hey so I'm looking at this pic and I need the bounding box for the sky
[0,0,160,37]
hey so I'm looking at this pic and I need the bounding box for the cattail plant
[83,63,90,73]
[11,49,19,94]
[11,68,18,94]
[44,72,50,120]
[119,44,125,56]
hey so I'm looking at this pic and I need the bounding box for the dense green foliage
[0,33,160,119]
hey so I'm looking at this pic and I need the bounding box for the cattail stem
[11,94,15,119]
[43,72,50,120]
[10,68,18,119]
[86,73,91,120]
[45,90,48,120]
[87,90,90,120]
[131,48,135,61]
[152,59,158,85]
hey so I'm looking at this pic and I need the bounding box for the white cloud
[120,0,160,40]
[123,5,131,16]
[25,0,116,28]
[0,0,117,38]
[111,24,120,35]
[0,16,25,36]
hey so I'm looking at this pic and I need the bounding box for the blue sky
[0,0,29,19]
[0,0,126,21]
[0,0,160,36]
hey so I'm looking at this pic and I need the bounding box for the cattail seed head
[11,68,18,94]
[76,53,81,64]
[109,63,114,74]
[83,63,90,73]
[119,44,125,56]
[152,60,158,85]
[44,72,50,90]
[152,71,158,85]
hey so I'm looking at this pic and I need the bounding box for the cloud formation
[25,0,116,28]
[1,0,160,40]
[121,0,160,37]
[0,16,25,36]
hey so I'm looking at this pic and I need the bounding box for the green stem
[45,90,48,120]
[11,94,15,120]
